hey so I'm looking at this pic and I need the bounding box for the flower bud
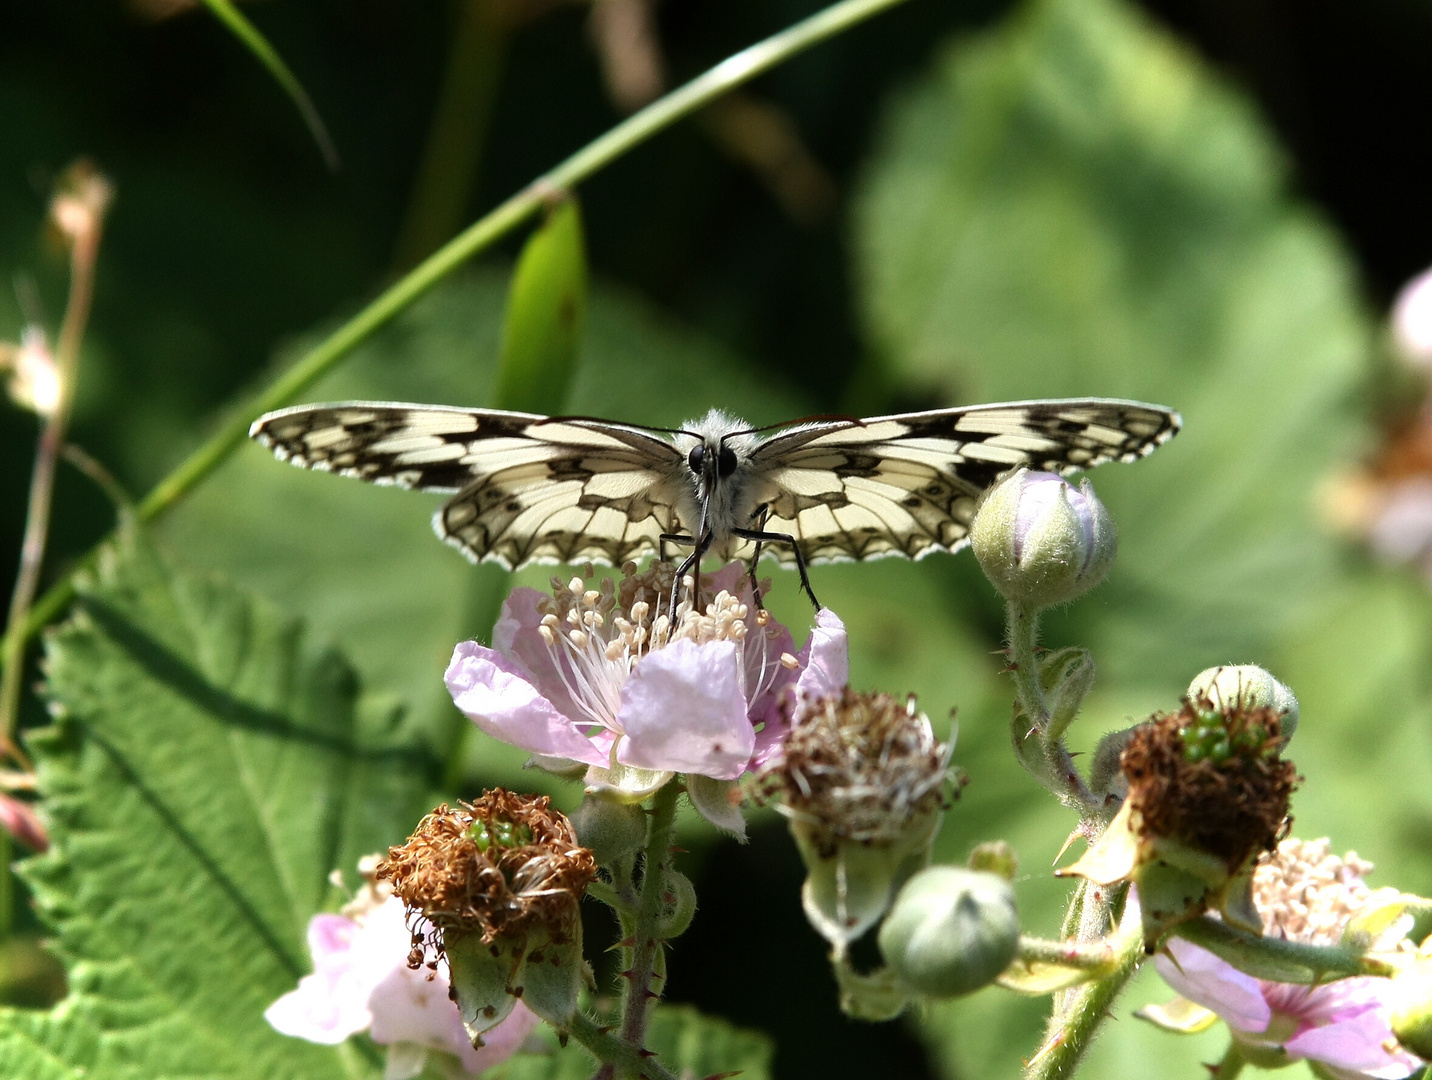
[1,328,60,417]
[877,867,1020,998]
[1186,665,1299,744]
[967,840,1018,881]
[970,471,1117,609]
[1391,953,1432,1060]
[571,794,647,866]
[760,691,961,951]
[0,792,48,852]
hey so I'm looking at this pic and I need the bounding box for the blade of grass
[3,0,917,668]
[196,0,340,171]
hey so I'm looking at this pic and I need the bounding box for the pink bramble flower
[1145,838,1425,1079]
[265,857,539,1079]
[445,562,847,834]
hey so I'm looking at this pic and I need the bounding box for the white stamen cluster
[1253,837,1402,945]
[532,563,796,731]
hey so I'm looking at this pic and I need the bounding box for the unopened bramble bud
[379,790,597,1037]
[970,470,1117,609]
[570,794,647,866]
[1186,665,1298,744]
[878,867,1020,997]
[760,690,961,952]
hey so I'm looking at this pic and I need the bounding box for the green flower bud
[1391,957,1432,1060]
[970,470,1117,609]
[571,794,647,866]
[967,840,1018,881]
[878,867,1020,998]
[1186,665,1299,744]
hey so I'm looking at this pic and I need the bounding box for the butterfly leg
[732,526,820,610]
[658,532,695,565]
[744,505,772,609]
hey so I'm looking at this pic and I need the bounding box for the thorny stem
[571,1011,678,1080]
[1005,602,1095,815]
[2,174,109,769]
[1026,903,1144,1080]
[1174,914,1398,982]
[615,782,680,1073]
[1,0,917,674]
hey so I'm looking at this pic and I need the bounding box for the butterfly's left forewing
[741,399,1180,565]
[251,404,689,569]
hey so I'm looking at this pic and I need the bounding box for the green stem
[1,180,107,770]
[1174,915,1397,982]
[1006,601,1049,729]
[619,782,680,1069]
[1214,1041,1246,1080]
[570,1011,678,1080]
[1026,911,1144,1080]
[2,0,917,678]
[1004,602,1095,813]
[1015,934,1119,974]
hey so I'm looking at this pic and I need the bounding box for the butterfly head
[676,409,757,495]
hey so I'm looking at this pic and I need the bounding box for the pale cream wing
[250,402,687,568]
[741,399,1180,565]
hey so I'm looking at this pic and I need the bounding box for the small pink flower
[266,875,538,1078]
[445,564,847,800]
[1151,839,1425,1079]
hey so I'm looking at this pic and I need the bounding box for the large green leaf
[854,0,1371,693]
[0,532,435,1080]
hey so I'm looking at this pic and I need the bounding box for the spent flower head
[445,562,846,826]
[1061,691,1297,946]
[1145,839,1424,1079]
[265,856,539,1079]
[760,689,962,951]
[379,792,596,1037]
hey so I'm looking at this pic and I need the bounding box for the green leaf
[195,0,339,170]
[489,1005,774,1080]
[493,199,589,414]
[853,0,1372,691]
[1,530,435,1080]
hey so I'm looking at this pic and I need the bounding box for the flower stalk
[2,163,112,768]
[617,781,680,1063]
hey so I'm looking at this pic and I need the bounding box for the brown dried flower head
[1121,696,1297,870]
[378,790,597,965]
[763,689,961,855]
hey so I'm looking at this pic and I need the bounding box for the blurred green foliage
[5,0,1432,1076]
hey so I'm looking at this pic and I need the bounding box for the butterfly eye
[717,445,738,478]
[687,445,705,474]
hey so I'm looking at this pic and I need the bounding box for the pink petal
[445,641,606,766]
[265,972,372,1044]
[1286,1000,1424,1078]
[795,608,849,702]
[306,914,362,973]
[617,638,754,779]
[453,1001,542,1074]
[492,588,587,722]
[1155,939,1271,1033]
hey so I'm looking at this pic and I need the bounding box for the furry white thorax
[671,408,765,554]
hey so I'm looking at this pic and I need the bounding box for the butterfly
[249,398,1180,607]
